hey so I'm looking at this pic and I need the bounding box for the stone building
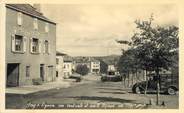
[6,4,56,87]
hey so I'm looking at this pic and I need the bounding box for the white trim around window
[43,40,50,54]
[30,38,41,54]
[11,34,26,54]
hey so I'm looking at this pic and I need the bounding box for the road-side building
[56,52,66,80]
[90,59,100,74]
[63,55,73,78]
[6,4,56,87]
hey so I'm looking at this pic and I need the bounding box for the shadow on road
[98,91,127,94]
[128,91,168,95]
[96,87,128,91]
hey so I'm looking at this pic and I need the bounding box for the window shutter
[30,38,33,53]
[43,40,45,53]
[48,41,50,54]
[11,34,15,52]
[38,39,42,53]
[23,36,27,52]
[17,12,22,26]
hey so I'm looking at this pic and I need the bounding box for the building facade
[63,55,73,78]
[56,52,65,80]
[63,61,73,78]
[90,60,100,74]
[6,4,56,87]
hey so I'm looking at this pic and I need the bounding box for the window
[17,12,22,26]
[45,23,49,32]
[33,18,38,30]
[56,58,59,64]
[108,71,115,75]
[12,35,26,53]
[56,71,58,77]
[26,66,30,77]
[63,65,66,69]
[30,38,41,53]
[44,40,49,53]
[15,35,23,51]
[32,38,38,52]
[64,72,67,76]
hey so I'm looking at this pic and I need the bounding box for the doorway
[6,63,19,87]
[40,64,45,81]
[48,66,54,81]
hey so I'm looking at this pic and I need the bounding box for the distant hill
[72,55,120,65]
[73,55,120,64]
[94,55,120,65]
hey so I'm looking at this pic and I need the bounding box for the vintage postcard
[0,0,183,112]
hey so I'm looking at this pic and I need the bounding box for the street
[6,77,178,109]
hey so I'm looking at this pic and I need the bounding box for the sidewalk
[6,79,75,95]
[6,74,100,95]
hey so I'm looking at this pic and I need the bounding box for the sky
[40,4,178,56]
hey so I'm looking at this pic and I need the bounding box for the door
[40,64,45,81]
[48,66,54,81]
[6,63,19,87]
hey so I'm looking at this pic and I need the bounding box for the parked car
[132,74,179,95]
[69,73,82,82]
[101,71,122,82]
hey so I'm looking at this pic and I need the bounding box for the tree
[99,60,108,74]
[76,64,89,76]
[117,48,140,87]
[117,51,130,87]
[117,15,178,105]
[131,15,178,105]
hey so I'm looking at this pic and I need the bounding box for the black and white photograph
[1,1,180,110]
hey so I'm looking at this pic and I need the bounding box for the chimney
[33,4,41,13]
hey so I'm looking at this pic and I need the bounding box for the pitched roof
[56,51,67,56]
[6,4,56,25]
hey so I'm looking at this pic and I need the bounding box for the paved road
[6,80,178,109]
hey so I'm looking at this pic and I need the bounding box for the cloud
[41,4,178,56]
